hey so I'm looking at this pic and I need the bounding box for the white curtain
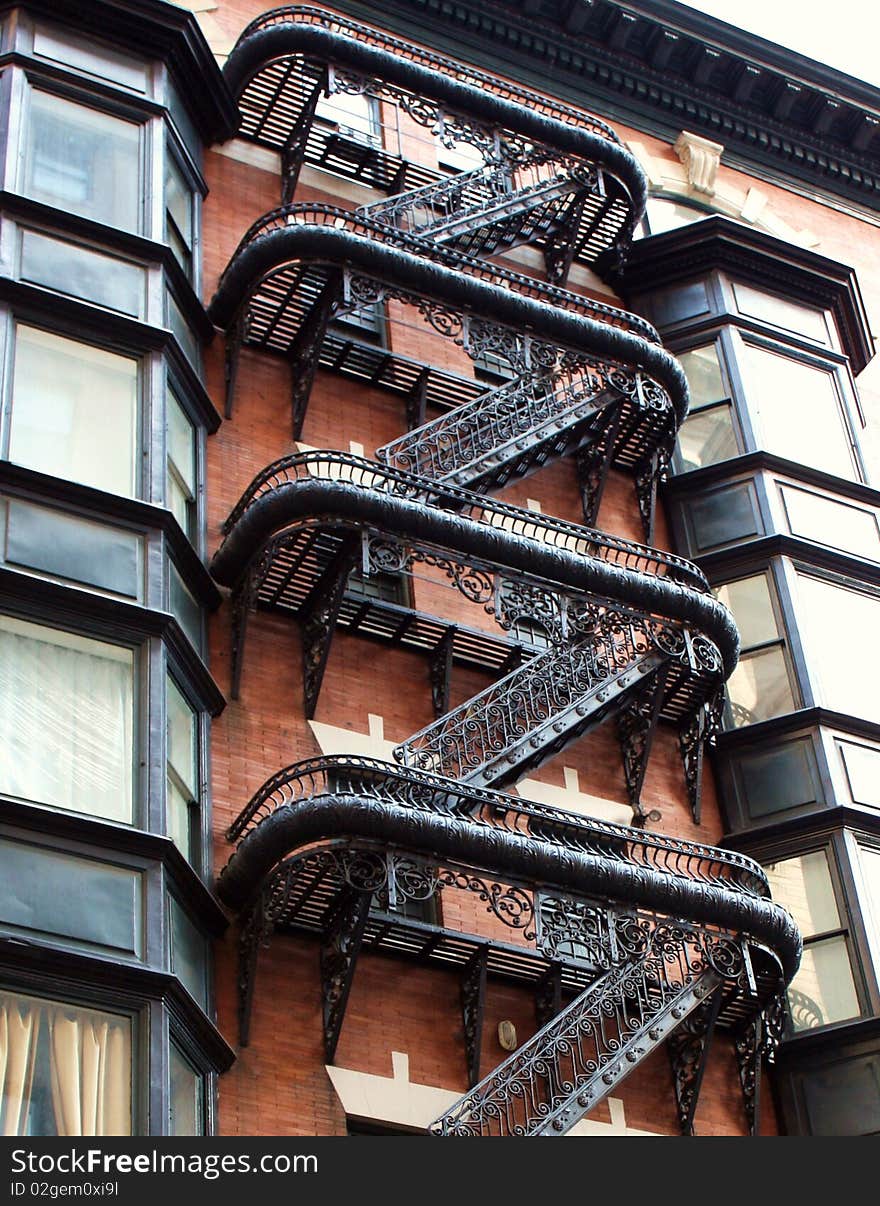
[0,617,133,822]
[49,1009,130,1137]
[0,997,40,1136]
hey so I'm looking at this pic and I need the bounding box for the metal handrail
[219,449,708,589]
[231,6,624,146]
[218,203,660,343]
[223,753,770,898]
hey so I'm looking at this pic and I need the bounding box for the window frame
[1,310,148,503]
[17,75,150,237]
[164,665,206,876]
[713,565,800,730]
[670,330,744,474]
[0,608,144,829]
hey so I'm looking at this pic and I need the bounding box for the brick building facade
[1,0,878,1138]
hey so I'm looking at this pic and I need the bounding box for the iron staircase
[358,156,597,261]
[430,922,726,1136]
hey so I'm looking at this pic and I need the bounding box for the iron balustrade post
[321,886,373,1063]
[667,983,724,1135]
[461,946,489,1088]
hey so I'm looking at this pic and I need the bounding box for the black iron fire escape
[210,6,801,1137]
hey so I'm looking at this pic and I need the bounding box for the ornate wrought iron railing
[212,203,661,343]
[429,919,734,1136]
[222,755,770,900]
[375,362,646,484]
[217,450,706,589]
[227,6,625,145]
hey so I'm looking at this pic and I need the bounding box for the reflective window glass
[9,325,138,498]
[796,575,880,724]
[732,282,832,346]
[23,91,141,232]
[166,389,197,540]
[766,850,860,1032]
[169,1042,203,1136]
[741,344,855,480]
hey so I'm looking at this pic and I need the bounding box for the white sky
[677,1,880,89]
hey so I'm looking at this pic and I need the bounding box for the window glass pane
[796,575,880,723]
[715,575,779,647]
[781,486,880,561]
[786,937,860,1031]
[33,25,148,92]
[24,91,141,232]
[165,152,193,275]
[166,389,196,538]
[0,615,133,822]
[679,345,725,408]
[20,229,145,318]
[169,898,207,1008]
[765,850,841,935]
[741,344,855,479]
[315,90,380,147]
[859,847,880,976]
[732,282,831,346]
[166,291,200,367]
[0,989,132,1135]
[675,404,738,471]
[726,646,795,727]
[167,676,196,797]
[9,325,138,498]
[166,673,197,862]
[169,1042,203,1136]
[170,565,201,652]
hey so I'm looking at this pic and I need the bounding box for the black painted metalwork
[461,946,488,1088]
[221,6,647,264]
[209,8,804,1137]
[733,1012,763,1136]
[574,406,622,526]
[238,896,272,1048]
[289,270,343,438]
[667,984,724,1135]
[535,964,563,1029]
[679,689,724,825]
[429,921,744,1135]
[300,535,360,718]
[617,663,670,824]
[429,627,456,719]
[321,885,372,1062]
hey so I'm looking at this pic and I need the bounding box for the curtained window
[0,615,134,822]
[0,990,131,1136]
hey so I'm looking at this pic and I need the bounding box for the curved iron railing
[212,203,662,344]
[223,755,770,899]
[227,6,625,146]
[217,449,706,588]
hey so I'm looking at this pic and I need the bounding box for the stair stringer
[429,927,729,1137]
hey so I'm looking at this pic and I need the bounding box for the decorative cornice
[332,0,880,207]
